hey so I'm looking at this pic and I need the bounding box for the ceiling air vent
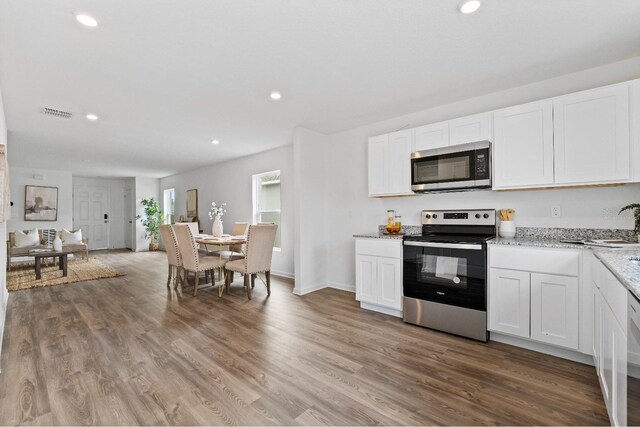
[40,107,73,119]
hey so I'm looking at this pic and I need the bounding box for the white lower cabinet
[355,239,403,316]
[591,256,627,426]
[488,246,581,350]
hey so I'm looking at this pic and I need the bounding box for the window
[252,170,281,250]
[163,188,175,224]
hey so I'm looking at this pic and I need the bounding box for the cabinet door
[449,112,492,146]
[489,268,531,338]
[356,255,378,304]
[368,135,388,196]
[593,282,602,369]
[377,257,402,310]
[554,84,630,185]
[601,305,614,414]
[530,273,579,349]
[612,316,627,427]
[414,121,449,151]
[493,100,554,188]
[387,130,414,195]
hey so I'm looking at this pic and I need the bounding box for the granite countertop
[487,236,588,250]
[352,232,405,240]
[592,248,640,300]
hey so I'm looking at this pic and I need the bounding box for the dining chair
[159,224,182,289]
[204,221,249,258]
[173,223,227,296]
[224,223,277,300]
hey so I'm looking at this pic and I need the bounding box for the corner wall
[0,86,8,372]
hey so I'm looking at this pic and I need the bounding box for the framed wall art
[24,185,58,221]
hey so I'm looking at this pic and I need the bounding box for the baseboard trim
[326,282,355,293]
[293,282,326,295]
[490,332,594,365]
[271,270,294,279]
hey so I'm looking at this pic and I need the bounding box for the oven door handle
[404,241,484,250]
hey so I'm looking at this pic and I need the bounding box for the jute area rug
[7,258,124,291]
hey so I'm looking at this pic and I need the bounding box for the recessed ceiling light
[270,91,282,101]
[75,12,98,27]
[458,0,481,14]
[86,113,98,121]
[211,139,220,145]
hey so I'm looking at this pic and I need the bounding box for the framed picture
[186,188,198,218]
[25,185,58,221]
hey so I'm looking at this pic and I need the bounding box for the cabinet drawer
[599,262,628,334]
[356,239,402,258]
[489,245,580,276]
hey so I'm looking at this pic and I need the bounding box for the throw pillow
[61,229,82,244]
[14,228,40,248]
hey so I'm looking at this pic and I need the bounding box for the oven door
[403,241,487,311]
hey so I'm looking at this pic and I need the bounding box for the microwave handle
[403,241,483,250]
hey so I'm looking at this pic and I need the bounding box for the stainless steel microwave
[411,141,491,192]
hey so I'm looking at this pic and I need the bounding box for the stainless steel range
[402,209,496,342]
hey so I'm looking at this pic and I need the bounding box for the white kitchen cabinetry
[367,130,414,197]
[488,245,581,350]
[493,100,554,189]
[554,84,630,185]
[414,121,448,152]
[590,256,627,426]
[448,112,492,146]
[355,239,403,316]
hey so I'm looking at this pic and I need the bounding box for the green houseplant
[136,198,165,251]
[619,203,640,243]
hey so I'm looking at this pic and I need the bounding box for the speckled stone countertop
[487,236,590,249]
[592,248,640,300]
[352,232,405,240]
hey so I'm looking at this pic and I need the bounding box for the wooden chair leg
[225,268,230,291]
[211,269,216,287]
[166,265,172,288]
[193,272,200,296]
[244,273,251,300]
[266,271,271,296]
[251,274,255,289]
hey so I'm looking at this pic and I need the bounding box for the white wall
[293,127,329,294]
[0,86,8,372]
[160,145,294,277]
[7,167,73,232]
[134,176,160,252]
[317,57,640,291]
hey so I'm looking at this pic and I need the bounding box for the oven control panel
[422,209,496,226]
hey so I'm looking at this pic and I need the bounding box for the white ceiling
[1,0,639,178]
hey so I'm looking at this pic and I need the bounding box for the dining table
[194,234,247,296]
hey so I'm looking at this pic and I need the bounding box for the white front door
[73,185,109,250]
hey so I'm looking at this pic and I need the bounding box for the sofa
[6,229,89,270]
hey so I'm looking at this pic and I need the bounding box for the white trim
[271,269,294,279]
[293,282,326,295]
[327,282,355,293]
[490,332,594,365]
[360,302,403,318]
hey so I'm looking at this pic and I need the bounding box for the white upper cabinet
[449,112,492,146]
[553,84,630,185]
[493,100,554,189]
[414,121,448,152]
[367,130,414,197]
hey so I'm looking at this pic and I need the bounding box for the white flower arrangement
[208,201,227,220]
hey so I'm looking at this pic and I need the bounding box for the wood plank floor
[0,250,608,425]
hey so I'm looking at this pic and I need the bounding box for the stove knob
[475,213,481,219]
[483,213,489,219]
[425,214,431,219]
[432,214,438,219]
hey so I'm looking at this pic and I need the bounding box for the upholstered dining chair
[224,223,277,300]
[173,224,227,296]
[159,224,182,289]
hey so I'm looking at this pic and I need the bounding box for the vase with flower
[208,201,227,237]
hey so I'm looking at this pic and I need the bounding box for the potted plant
[619,203,640,243]
[136,198,165,251]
